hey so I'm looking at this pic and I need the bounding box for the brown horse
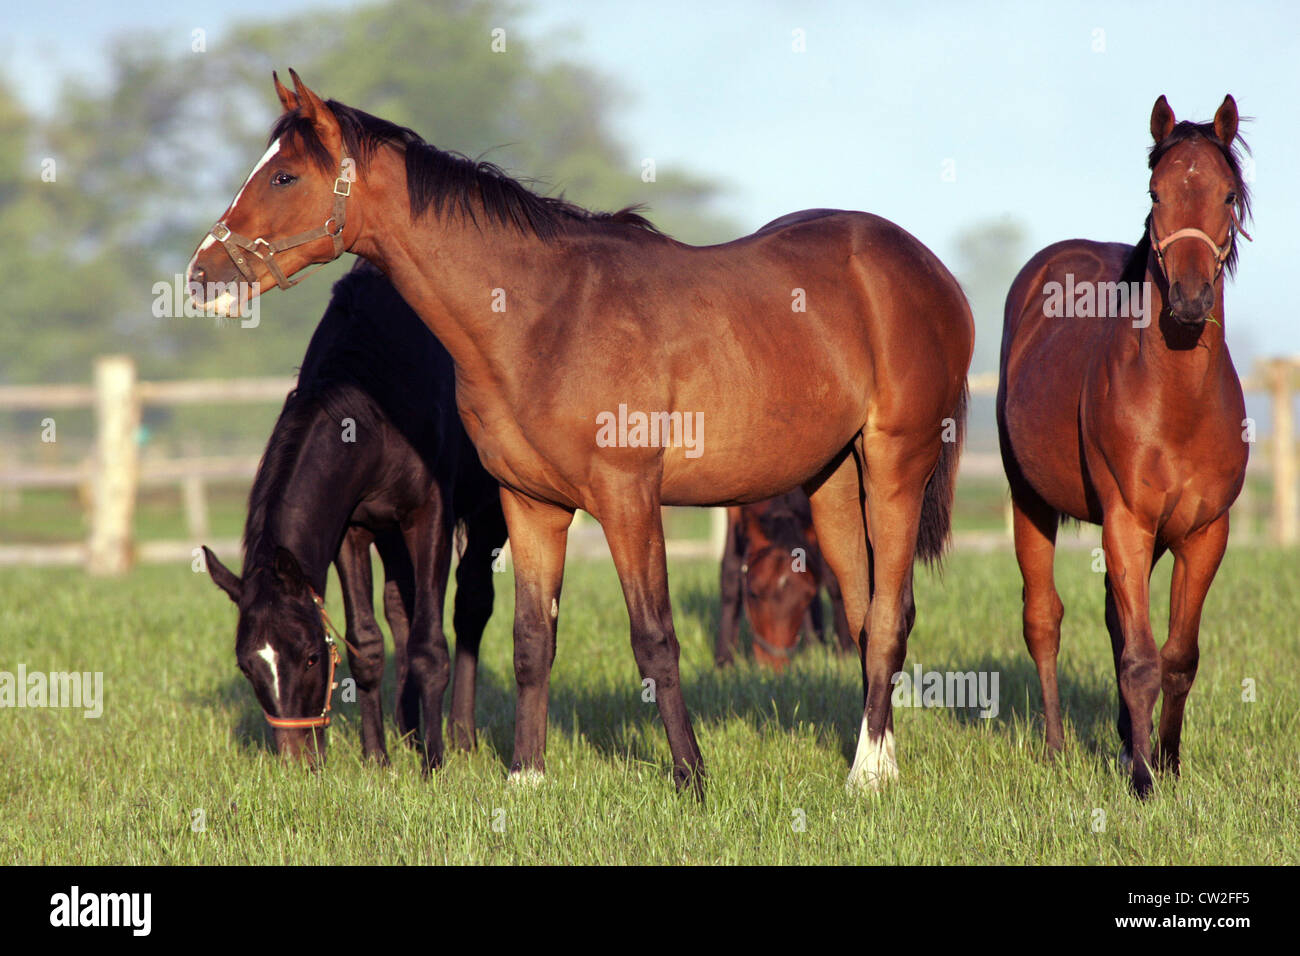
[186,71,973,795]
[716,490,853,671]
[998,95,1251,798]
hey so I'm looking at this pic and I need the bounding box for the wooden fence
[0,356,1296,574]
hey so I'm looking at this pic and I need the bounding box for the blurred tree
[5,0,734,414]
[953,217,1027,376]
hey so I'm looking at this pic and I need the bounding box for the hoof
[508,768,545,787]
[846,728,898,794]
[1117,746,1132,772]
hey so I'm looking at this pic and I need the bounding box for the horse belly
[1000,332,1098,521]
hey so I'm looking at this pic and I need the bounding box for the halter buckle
[333,178,352,197]
[211,222,231,242]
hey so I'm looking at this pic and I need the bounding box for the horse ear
[272,70,299,114]
[204,546,243,604]
[1213,94,1239,146]
[274,546,308,593]
[288,68,342,153]
[1150,95,1176,143]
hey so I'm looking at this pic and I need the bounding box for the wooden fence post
[1268,360,1296,546]
[87,356,140,575]
[181,437,210,540]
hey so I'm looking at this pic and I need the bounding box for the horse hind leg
[804,447,883,785]
[1156,515,1228,776]
[816,549,855,654]
[849,431,934,794]
[1010,488,1066,754]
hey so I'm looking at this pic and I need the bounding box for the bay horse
[203,260,506,770]
[716,490,853,671]
[186,70,973,795]
[998,95,1251,797]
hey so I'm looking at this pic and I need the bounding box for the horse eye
[1225,192,1237,205]
[270,171,297,187]
[1149,190,1159,203]
[305,653,319,669]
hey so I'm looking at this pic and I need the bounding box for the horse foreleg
[1101,512,1160,798]
[448,500,508,752]
[402,490,454,773]
[336,526,389,763]
[1157,514,1228,776]
[375,528,419,749]
[595,480,705,797]
[499,488,572,782]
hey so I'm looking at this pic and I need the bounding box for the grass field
[1,541,1296,865]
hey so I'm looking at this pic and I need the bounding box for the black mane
[1120,118,1252,286]
[269,101,664,241]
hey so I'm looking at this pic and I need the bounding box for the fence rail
[0,356,1296,574]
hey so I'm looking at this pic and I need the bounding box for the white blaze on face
[229,139,283,210]
[256,643,282,706]
[187,139,283,309]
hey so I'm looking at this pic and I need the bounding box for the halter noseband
[1148,203,1252,281]
[262,587,352,731]
[205,156,353,293]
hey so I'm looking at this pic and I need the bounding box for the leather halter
[262,587,352,731]
[204,156,354,292]
[751,627,804,661]
[1148,203,1252,280]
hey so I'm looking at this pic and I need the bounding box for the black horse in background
[204,260,506,770]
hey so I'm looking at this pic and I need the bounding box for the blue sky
[7,0,1299,361]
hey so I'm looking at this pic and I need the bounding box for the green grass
[1,544,1296,864]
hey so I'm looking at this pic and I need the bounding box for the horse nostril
[1197,283,1214,311]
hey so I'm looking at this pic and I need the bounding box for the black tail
[916,382,968,567]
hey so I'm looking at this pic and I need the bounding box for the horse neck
[350,154,552,367]
[1128,259,1233,390]
[244,404,374,592]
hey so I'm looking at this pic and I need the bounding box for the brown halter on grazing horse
[187,70,973,796]
[998,94,1252,798]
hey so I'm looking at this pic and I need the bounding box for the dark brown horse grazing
[186,71,973,795]
[998,95,1251,798]
[716,490,852,671]
[203,262,505,771]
